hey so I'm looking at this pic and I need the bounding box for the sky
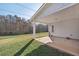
[0,3,42,20]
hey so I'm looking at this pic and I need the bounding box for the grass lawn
[0,32,72,56]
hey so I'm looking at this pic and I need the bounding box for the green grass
[0,32,72,56]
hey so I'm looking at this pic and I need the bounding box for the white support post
[32,22,36,39]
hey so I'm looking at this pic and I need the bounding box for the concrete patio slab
[36,37,52,44]
[36,36,79,56]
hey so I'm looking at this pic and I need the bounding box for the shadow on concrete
[14,39,34,56]
[25,44,72,56]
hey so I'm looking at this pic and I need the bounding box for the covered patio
[30,3,79,56]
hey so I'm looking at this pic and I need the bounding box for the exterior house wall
[53,19,79,39]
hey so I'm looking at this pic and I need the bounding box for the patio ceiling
[31,3,78,24]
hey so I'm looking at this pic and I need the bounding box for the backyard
[0,32,72,56]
